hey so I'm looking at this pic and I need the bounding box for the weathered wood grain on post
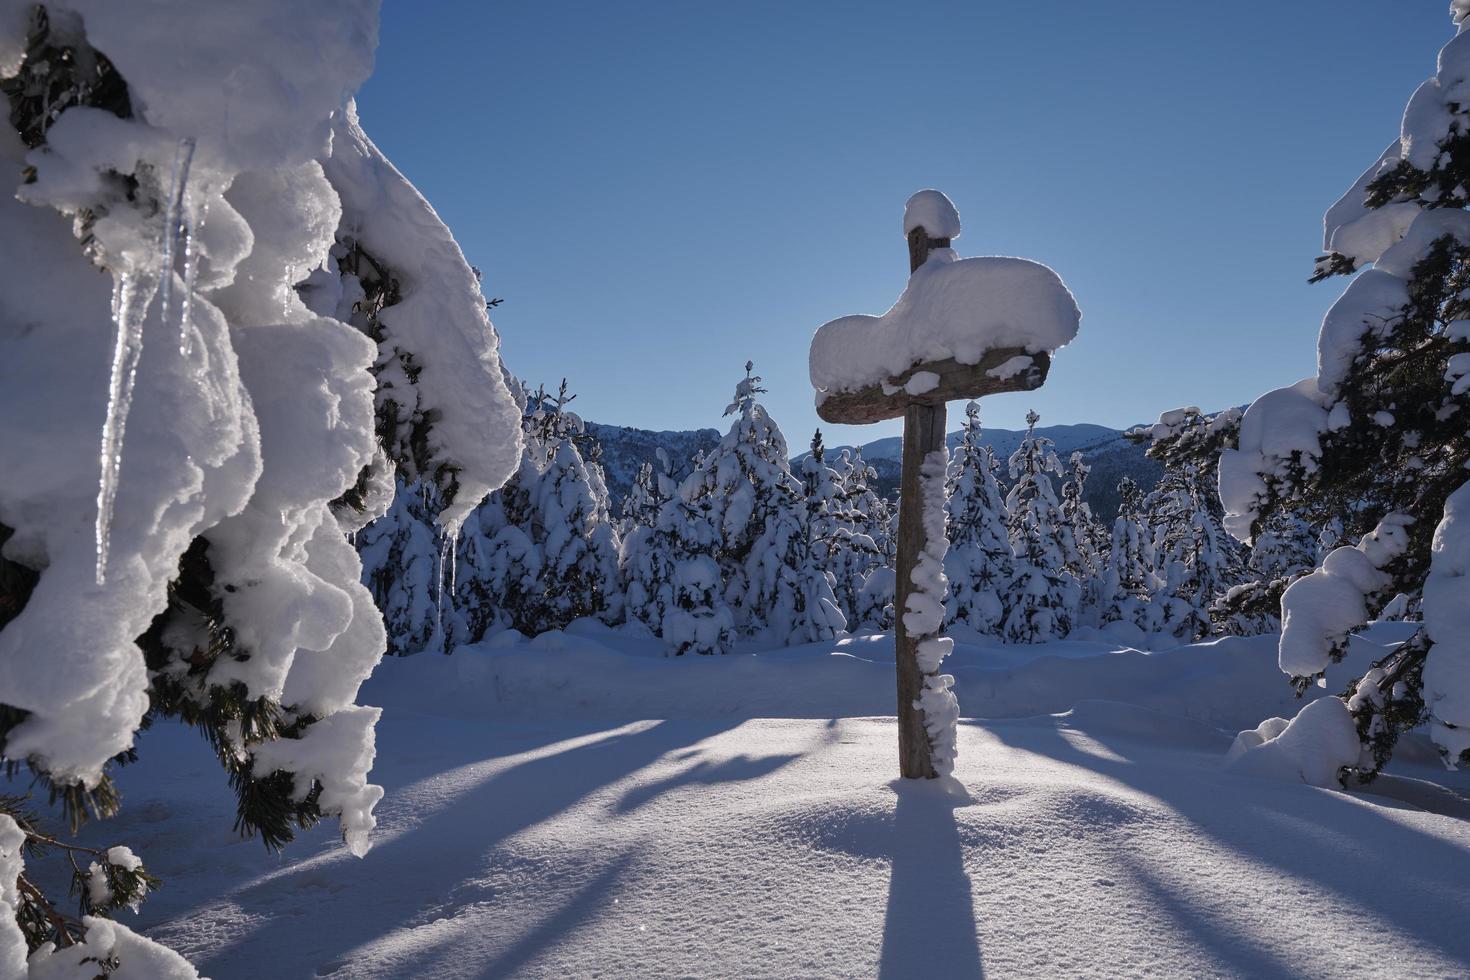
[894,397,945,778]
[815,350,1049,426]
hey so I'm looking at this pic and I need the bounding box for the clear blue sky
[358,0,1451,448]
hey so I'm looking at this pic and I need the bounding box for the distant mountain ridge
[585,421,721,511]
[588,419,1161,522]
[803,423,1161,521]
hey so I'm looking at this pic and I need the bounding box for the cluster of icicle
[95,137,200,584]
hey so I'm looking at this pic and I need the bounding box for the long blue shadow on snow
[409,847,645,980]
[613,752,803,813]
[878,779,985,979]
[200,718,746,978]
[980,716,1470,973]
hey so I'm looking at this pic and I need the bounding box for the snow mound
[809,248,1080,397]
[1225,696,1361,788]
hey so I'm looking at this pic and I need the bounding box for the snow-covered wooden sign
[808,190,1080,780]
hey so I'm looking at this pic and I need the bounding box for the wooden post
[895,399,945,778]
[811,199,1063,781]
[894,227,947,779]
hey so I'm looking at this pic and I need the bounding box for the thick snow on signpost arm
[810,191,1079,399]
[809,255,1080,397]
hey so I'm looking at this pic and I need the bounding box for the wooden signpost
[815,223,1051,780]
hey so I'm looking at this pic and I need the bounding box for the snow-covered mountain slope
[584,422,720,507]
[64,623,1470,979]
[815,422,1160,521]
[855,421,1120,464]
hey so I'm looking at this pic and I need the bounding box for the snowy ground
[27,626,1470,978]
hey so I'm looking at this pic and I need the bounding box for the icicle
[434,528,454,649]
[178,195,209,358]
[95,269,161,584]
[157,138,196,347]
[449,527,460,596]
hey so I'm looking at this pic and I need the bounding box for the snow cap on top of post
[903,189,961,240]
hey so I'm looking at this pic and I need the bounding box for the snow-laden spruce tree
[681,362,806,637]
[1141,466,1236,640]
[453,465,541,641]
[620,449,671,534]
[839,448,896,628]
[448,371,540,640]
[1003,411,1080,642]
[450,380,621,639]
[621,469,735,654]
[1097,477,1156,629]
[535,433,620,628]
[357,478,452,656]
[0,1,521,970]
[618,426,735,654]
[943,402,1014,634]
[1059,450,1108,625]
[775,431,846,644]
[815,448,863,625]
[1215,509,1319,636]
[1132,407,1247,640]
[619,450,678,635]
[1222,4,1470,782]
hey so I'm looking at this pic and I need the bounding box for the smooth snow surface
[46,625,1470,979]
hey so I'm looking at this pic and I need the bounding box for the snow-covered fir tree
[1214,508,1318,635]
[1097,476,1156,630]
[618,452,679,635]
[454,479,540,642]
[943,402,1014,635]
[1003,411,1081,642]
[1140,467,1217,640]
[1059,450,1108,625]
[448,380,621,639]
[618,436,738,656]
[0,2,521,968]
[802,435,884,634]
[1133,407,1247,640]
[1221,5,1470,779]
[681,362,808,638]
[782,432,847,644]
[839,448,896,628]
[620,449,672,533]
[532,438,623,629]
[358,478,453,656]
[620,472,736,655]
